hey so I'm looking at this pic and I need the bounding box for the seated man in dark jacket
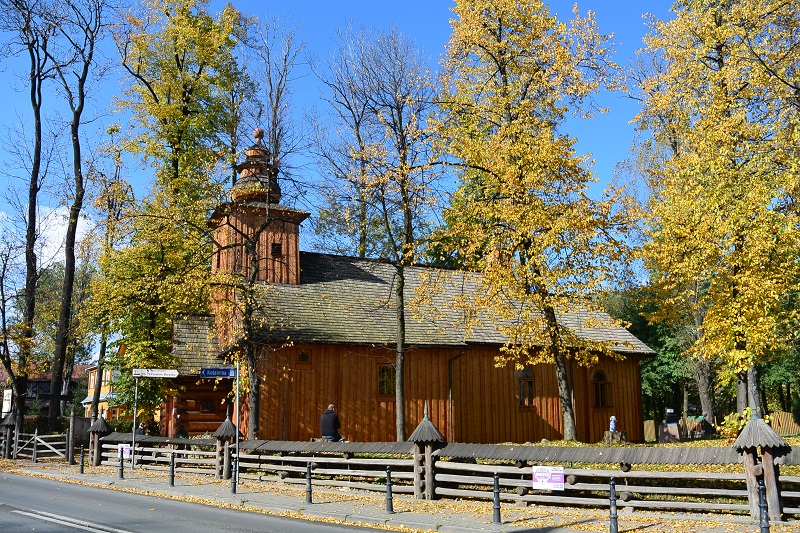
[320,404,343,442]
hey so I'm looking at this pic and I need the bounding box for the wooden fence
[91,433,800,519]
[14,431,67,461]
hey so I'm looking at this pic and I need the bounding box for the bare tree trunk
[90,336,106,422]
[5,0,55,433]
[748,366,762,418]
[553,349,576,441]
[542,304,576,441]
[49,116,87,422]
[394,264,406,441]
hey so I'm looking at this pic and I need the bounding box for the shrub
[715,407,769,441]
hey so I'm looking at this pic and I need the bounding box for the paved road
[0,473,379,533]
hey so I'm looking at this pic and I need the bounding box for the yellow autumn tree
[434,0,631,441]
[637,0,800,413]
[98,0,246,413]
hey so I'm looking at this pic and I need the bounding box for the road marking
[11,509,134,533]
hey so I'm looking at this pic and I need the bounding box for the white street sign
[132,368,179,378]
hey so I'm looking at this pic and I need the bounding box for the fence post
[413,442,423,499]
[230,455,237,495]
[32,429,38,463]
[305,462,313,504]
[759,479,770,533]
[79,445,84,474]
[169,451,175,487]
[492,471,501,524]
[609,477,618,533]
[385,466,394,514]
[67,414,75,465]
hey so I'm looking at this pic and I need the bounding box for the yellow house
[81,366,124,420]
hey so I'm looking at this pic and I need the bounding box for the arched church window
[593,370,612,408]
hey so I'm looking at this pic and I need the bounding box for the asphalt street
[0,473,381,533]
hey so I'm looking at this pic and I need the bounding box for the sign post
[200,367,239,490]
[130,369,180,469]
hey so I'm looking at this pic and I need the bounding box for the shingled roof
[181,252,653,355]
[171,316,224,374]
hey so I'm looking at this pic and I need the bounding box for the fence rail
[14,432,67,461]
[86,435,800,519]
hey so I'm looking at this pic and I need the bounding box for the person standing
[320,404,343,442]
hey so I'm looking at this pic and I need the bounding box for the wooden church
[170,129,654,444]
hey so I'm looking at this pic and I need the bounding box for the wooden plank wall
[211,208,301,285]
[574,356,645,443]
[449,347,564,443]
[256,343,645,444]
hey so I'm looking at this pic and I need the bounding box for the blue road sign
[200,367,236,378]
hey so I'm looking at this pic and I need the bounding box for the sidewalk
[4,460,800,533]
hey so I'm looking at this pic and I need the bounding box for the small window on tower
[271,243,283,257]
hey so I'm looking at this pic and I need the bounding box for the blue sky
[226,0,673,194]
[0,0,673,258]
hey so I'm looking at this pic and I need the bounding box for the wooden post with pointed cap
[213,410,241,480]
[733,415,790,521]
[408,401,445,500]
[87,417,113,467]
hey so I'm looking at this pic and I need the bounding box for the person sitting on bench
[320,404,343,442]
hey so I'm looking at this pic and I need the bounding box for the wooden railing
[91,435,800,519]
[99,442,216,474]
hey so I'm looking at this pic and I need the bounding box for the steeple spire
[231,128,281,204]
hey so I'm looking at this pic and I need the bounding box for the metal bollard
[386,466,395,514]
[118,454,124,480]
[609,477,618,533]
[169,452,175,487]
[231,456,237,494]
[79,446,85,474]
[492,471,501,524]
[758,479,770,533]
[306,462,313,504]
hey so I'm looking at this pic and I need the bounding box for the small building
[172,131,654,443]
[81,344,231,437]
[161,321,232,438]
[2,364,90,417]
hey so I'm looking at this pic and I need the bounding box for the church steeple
[231,128,281,204]
[209,128,309,287]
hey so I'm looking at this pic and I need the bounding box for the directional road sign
[200,367,237,378]
[132,368,179,378]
